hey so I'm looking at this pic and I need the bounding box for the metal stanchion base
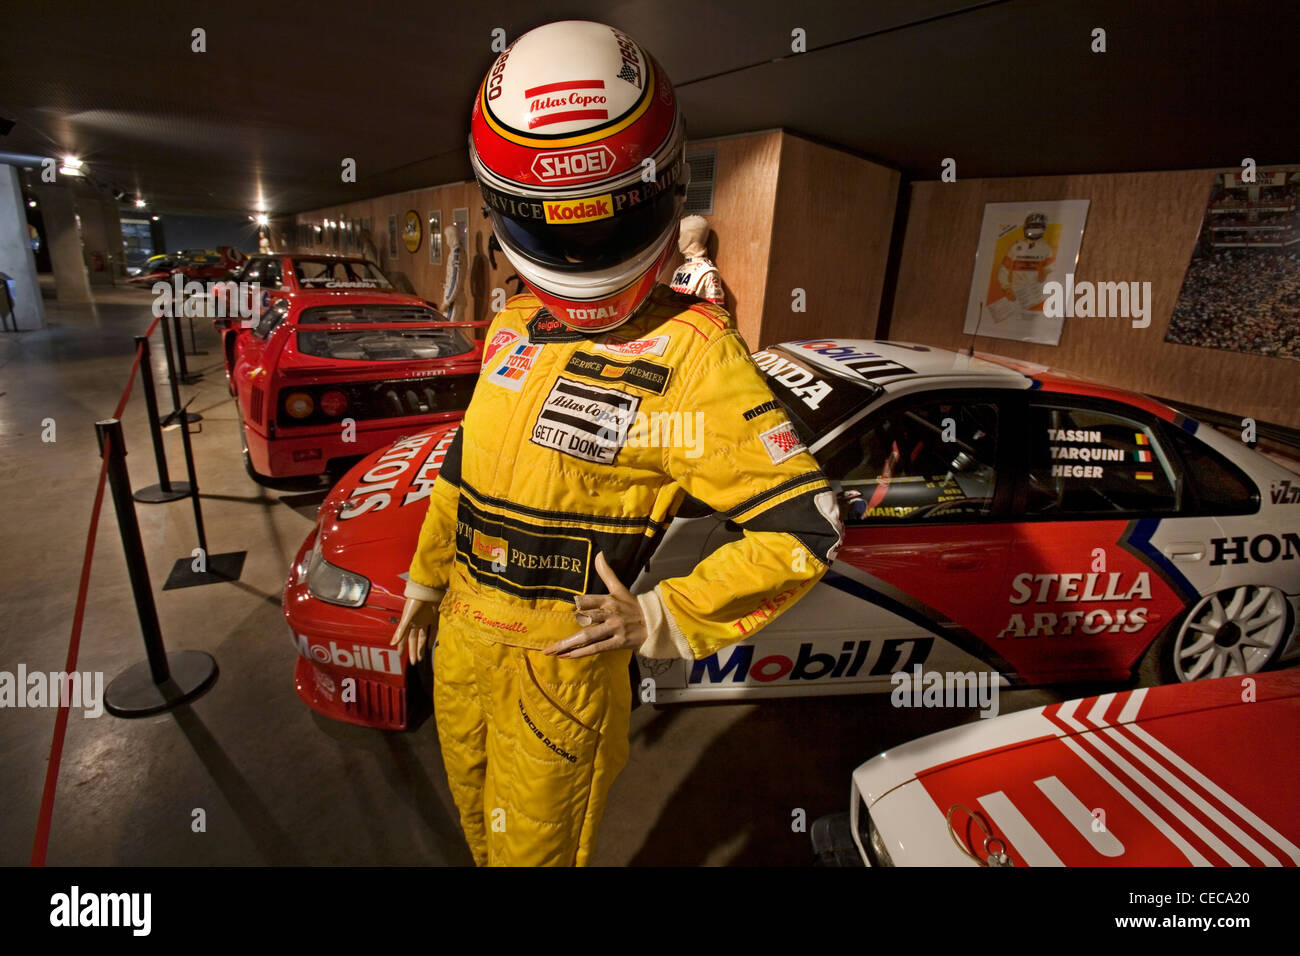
[162,551,247,590]
[179,373,203,385]
[133,482,192,503]
[104,650,218,718]
[160,410,203,428]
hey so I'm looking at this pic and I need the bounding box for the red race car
[815,669,1300,866]
[222,254,484,480]
[283,339,1300,729]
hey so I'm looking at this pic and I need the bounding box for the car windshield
[748,345,879,446]
[293,258,394,290]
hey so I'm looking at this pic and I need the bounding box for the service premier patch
[759,422,807,464]
[595,333,669,358]
[742,399,780,421]
[531,377,641,464]
[482,328,520,366]
[563,352,670,395]
[486,341,541,390]
[527,308,587,343]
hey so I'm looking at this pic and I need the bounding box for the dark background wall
[155,214,259,254]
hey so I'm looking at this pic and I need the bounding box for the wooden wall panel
[761,133,900,348]
[660,130,783,346]
[892,172,1300,429]
[285,180,515,330]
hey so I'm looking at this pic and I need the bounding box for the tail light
[284,392,315,419]
[319,390,349,417]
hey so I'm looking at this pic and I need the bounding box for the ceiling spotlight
[255,213,269,226]
[27,199,36,208]
[58,155,85,177]
[151,215,159,221]
[134,198,146,208]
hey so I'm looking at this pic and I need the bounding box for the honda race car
[812,669,1300,866]
[283,339,1300,729]
[223,254,486,479]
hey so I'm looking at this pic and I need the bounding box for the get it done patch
[531,377,641,464]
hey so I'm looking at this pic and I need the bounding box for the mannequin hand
[390,597,440,665]
[543,553,645,659]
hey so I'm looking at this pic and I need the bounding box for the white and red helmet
[469,20,686,332]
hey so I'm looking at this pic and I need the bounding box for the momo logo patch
[563,352,670,395]
[531,377,640,465]
[544,195,613,225]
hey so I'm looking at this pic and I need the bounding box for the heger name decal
[292,633,402,675]
[997,571,1152,638]
[532,145,615,183]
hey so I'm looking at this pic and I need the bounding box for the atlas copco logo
[532,145,615,183]
[544,194,613,224]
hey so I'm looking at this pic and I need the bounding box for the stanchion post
[171,313,196,384]
[158,309,183,417]
[132,335,191,503]
[177,398,207,555]
[95,420,170,684]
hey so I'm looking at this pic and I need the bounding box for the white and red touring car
[283,339,1300,729]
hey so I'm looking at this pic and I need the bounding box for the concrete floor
[0,282,1074,866]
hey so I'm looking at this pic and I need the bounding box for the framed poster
[387,214,398,258]
[402,210,422,254]
[1166,165,1299,360]
[428,210,442,265]
[963,200,1090,346]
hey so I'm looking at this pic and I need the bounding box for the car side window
[252,299,290,339]
[825,400,1000,523]
[1025,404,1178,515]
[262,258,284,289]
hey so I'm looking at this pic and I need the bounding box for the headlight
[307,545,371,607]
[867,814,895,867]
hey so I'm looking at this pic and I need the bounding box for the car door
[1003,396,1214,683]
[671,389,1022,702]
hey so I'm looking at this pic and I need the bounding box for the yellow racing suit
[405,284,842,866]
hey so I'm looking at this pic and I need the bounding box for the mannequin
[669,215,725,306]
[440,224,464,321]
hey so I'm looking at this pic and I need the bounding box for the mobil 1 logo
[531,377,641,465]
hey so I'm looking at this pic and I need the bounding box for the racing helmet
[469,20,687,332]
[1024,212,1047,240]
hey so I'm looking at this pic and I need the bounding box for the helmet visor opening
[486,184,680,273]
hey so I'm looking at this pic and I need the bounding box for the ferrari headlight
[307,545,371,607]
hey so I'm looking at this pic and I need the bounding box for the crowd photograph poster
[1166,166,1300,361]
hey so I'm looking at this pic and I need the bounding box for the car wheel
[1143,585,1292,685]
